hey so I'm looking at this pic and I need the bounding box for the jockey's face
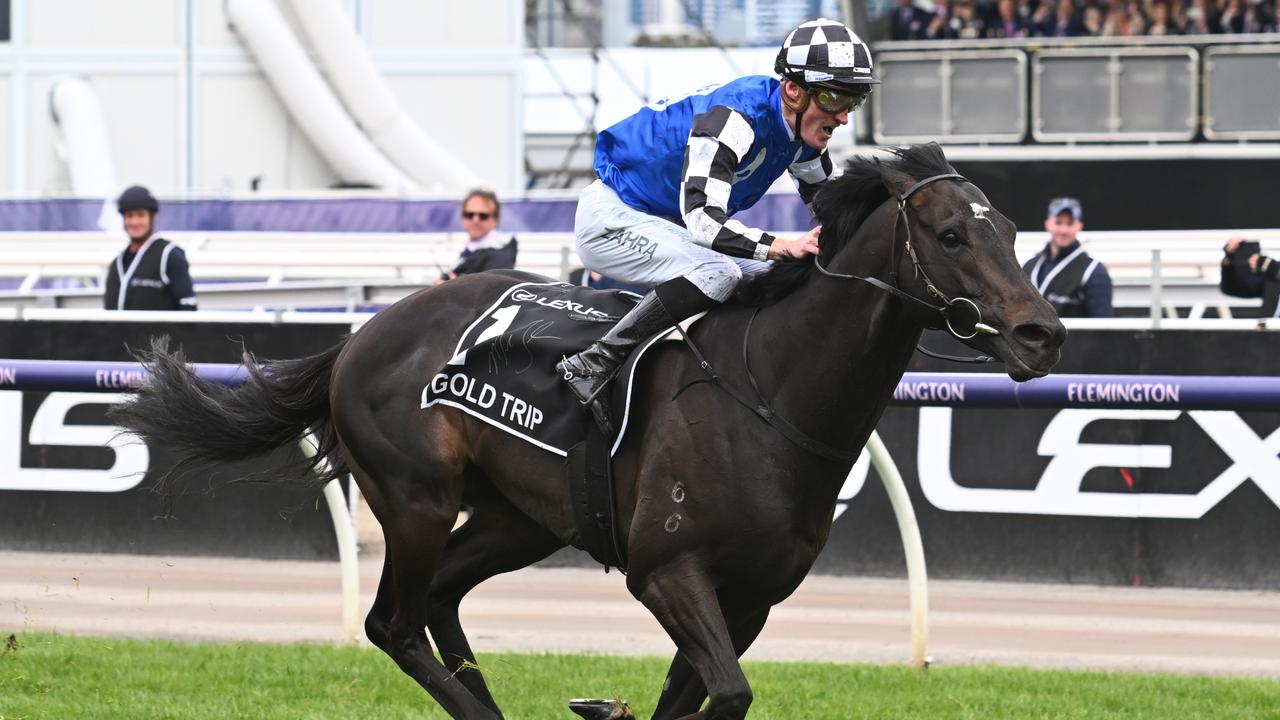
[798,100,849,151]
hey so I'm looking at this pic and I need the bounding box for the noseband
[815,172,999,341]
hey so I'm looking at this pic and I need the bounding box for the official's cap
[1046,196,1082,221]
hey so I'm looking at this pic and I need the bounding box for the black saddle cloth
[421,281,644,455]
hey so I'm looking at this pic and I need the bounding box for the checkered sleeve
[788,148,840,208]
[680,106,777,261]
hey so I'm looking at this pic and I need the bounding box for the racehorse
[113,143,1065,720]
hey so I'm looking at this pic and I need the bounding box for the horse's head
[815,144,1065,381]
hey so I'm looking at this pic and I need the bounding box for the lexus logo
[0,391,149,493]
[832,408,1280,520]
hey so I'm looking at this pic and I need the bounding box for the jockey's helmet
[775,18,879,102]
[117,185,160,215]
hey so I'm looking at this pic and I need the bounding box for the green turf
[2,632,1278,719]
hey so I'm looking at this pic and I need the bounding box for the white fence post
[866,430,930,670]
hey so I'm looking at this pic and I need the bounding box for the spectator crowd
[890,0,1280,40]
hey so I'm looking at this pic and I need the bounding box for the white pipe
[323,477,361,644]
[224,0,415,192]
[49,76,117,197]
[288,0,482,192]
[866,430,930,670]
[299,435,361,645]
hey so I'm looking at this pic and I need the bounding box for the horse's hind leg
[349,450,500,719]
[632,560,756,720]
[650,607,769,720]
[426,475,565,715]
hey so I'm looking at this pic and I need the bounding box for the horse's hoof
[568,697,634,720]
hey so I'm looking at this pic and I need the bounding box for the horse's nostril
[1013,322,1063,348]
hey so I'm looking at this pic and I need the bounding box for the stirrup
[569,698,634,720]
[560,358,619,406]
[580,371,619,406]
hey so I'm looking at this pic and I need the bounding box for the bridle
[675,172,1006,465]
[814,172,999,341]
[675,169,1013,458]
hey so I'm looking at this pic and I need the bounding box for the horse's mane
[733,143,957,307]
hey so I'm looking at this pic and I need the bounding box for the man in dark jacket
[1221,237,1280,318]
[437,188,518,284]
[103,185,197,311]
[1022,197,1113,318]
[890,0,933,39]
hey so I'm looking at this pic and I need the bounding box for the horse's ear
[877,159,914,199]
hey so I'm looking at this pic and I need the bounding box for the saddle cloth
[421,281,646,456]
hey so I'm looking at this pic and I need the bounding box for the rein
[676,313,861,465]
[677,172,1007,465]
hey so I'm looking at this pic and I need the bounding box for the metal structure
[1203,44,1280,141]
[872,35,1279,146]
[1033,47,1198,142]
[874,49,1026,144]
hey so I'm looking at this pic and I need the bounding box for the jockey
[557,18,879,422]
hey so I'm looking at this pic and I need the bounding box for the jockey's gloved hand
[768,226,821,261]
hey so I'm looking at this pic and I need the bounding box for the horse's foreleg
[650,608,770,720]
[632,560,754,720]
[426,484,564,716]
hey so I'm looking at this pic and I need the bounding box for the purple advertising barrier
[0,195,817,233]
[0,359,247,392]
[3,360,1279,411]
[893,372,1280,411]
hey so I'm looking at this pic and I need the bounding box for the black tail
[110,336,351,488]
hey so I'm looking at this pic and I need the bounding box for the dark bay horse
[113,144,1065,720]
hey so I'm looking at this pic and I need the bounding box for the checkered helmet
[774,18,879,92]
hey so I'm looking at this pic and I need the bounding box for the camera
[1227,240,1262,274]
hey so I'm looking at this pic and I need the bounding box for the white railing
[1,229,1276,317]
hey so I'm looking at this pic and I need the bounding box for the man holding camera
[1221,237,1280,318]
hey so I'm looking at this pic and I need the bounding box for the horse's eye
[940,231,963,248]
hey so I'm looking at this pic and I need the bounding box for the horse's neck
[753,205,923,475]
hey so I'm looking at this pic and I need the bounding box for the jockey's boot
[557,290,674,431]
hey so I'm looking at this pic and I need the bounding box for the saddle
[420,281,692,570]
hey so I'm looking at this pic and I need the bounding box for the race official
[1023,197,1113,318]
[103,186,197,311]
[557,18,877,421]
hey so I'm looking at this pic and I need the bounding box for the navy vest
[104,237,183,311]
[1023,244,1100,319]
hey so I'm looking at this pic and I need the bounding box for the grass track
[2,633,1278,719]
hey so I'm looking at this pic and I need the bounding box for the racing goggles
[810,87,870,114]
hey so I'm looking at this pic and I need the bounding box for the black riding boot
[558,277,721,431]
[557,290,674,411]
